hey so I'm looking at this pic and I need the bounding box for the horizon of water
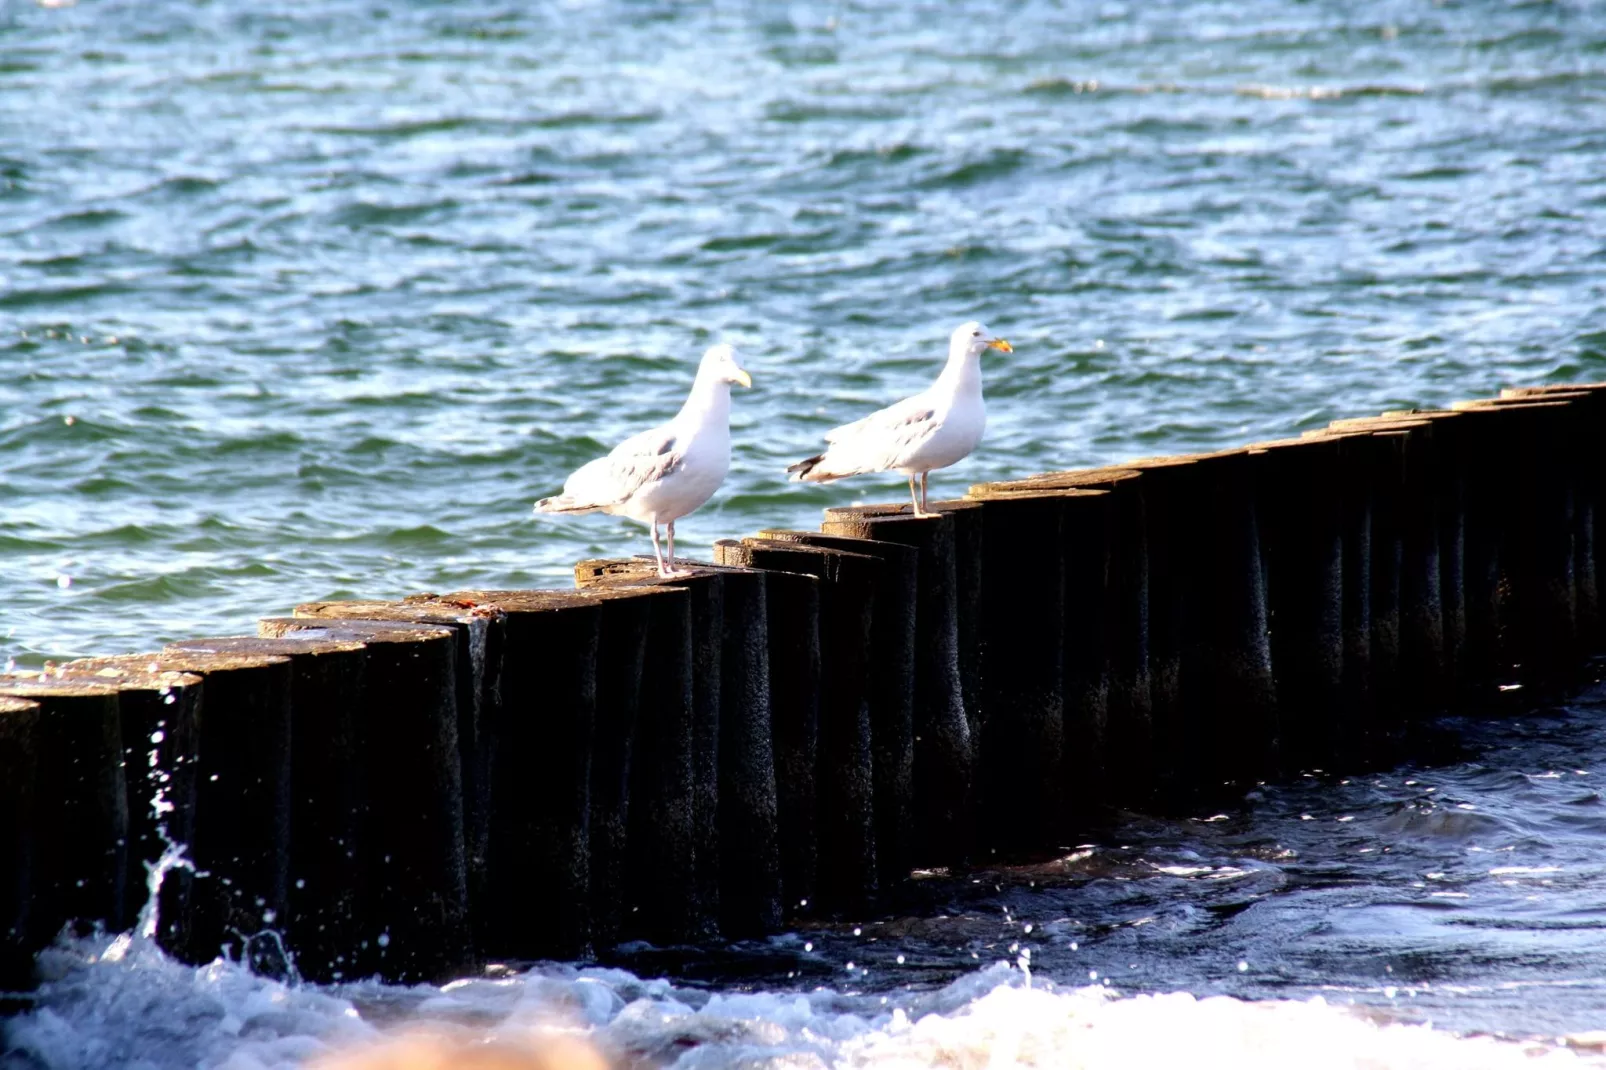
[4,0,1606,1066]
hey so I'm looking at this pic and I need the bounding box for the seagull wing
[805,394,940,478]
[538,424,686,512]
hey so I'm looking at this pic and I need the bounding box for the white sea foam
[8,934,1606,1070]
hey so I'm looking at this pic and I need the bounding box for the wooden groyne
[2,382,1604,986]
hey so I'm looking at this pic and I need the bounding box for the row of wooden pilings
[3,383,1604,989]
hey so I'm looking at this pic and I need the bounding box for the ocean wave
[7,932,1603,1070]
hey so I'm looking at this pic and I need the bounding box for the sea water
[4,1,1606,1065]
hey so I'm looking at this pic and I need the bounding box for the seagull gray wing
[817,395,940,475]
[555,424,686,509]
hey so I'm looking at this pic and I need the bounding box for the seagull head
[953,320,1012,359]
[699,343,752,388]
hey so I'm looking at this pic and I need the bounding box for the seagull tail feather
[786,453,829,482]
[534,494,604,515]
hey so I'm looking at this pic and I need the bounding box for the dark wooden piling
[708,567,784,936]
[961,490,1092,853]
[713,541,821,918]
[766,525,920,885]
[0,677,127,947]
[1396,423,1449,717]
[576,564,721,939]
[1309,425,1407,746]
[255,621,471,982]
[1451,398,1581,686]
[932,501,986,753]
[1249,438,1346,771]
[0,696,40,990]
[818,507,975,870]
[558,586,653,950]
[68,667,204,956]
[1501,384,1606,652]
[67,652,292,968]
[1379,409,1475,704]
[721,538,878,914]
[1169,451,1277,794]
[1317,432,1379,743]
[981,468,1145,815]
[571,562,784,938]
[290,598,505,927]
[440,589,601,960]
[1475,395,1590,682]
[558,584,697,944]
[166,636,366,982]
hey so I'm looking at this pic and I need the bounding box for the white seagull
[536,343,751,576]
[786,321,1011,516]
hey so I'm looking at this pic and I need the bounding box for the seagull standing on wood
[536,343,751,577]
[786,321,1011,516]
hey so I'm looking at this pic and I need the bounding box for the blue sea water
[4,1,1606,1066]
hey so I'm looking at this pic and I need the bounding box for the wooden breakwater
[2,382,1604,987]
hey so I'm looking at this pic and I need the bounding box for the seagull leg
[908,474,924,517]
[650,521,669,577]
[666,520,682,577]
[920,471,930,515]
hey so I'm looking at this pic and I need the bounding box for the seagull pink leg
[650,521,669,576]
[666,520,680,576]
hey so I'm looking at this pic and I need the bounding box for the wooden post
[256,621,471,982]
[1457,396,1588,685]
[709,566,784,936]
[1050,458,1191,805]
[166,636,366,982]
[961,490,1092,854]
[767,525,920,885]
[290,599,506,928]
[0,677,127,948]
[0,695,40,990]
[1312,426,1402,747]
[568,586,653,950]
[713,541,821,919]
[66,652,292,970]
[1319,431,1378,745]
[1501,384,1606,653]
[570,562,785,937]
[981,468,1146,814]
[933,501,986,752]
[721,538,877,914]
[1169,451,1277,794]
[818,507,974,870]
[1383,421,1448,718]
[1249,438,1345,771]
[1379,410,1475,704]
[1324,417,1463,749]
[576,564,721,939]
[582,584,698,946]
[1452,398,1581,687]
[67,667,204,956]
[964,485,1115,833]
[440,590,600,960]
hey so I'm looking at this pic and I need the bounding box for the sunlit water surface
[4,0,1606,1065]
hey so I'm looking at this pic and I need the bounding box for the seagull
[786,321,1011,516]
[536,343,751,577]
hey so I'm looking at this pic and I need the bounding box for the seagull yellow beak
[732,368,753,388]
[987,338,1013,353]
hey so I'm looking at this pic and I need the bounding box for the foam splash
[8,939,1606,1070]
